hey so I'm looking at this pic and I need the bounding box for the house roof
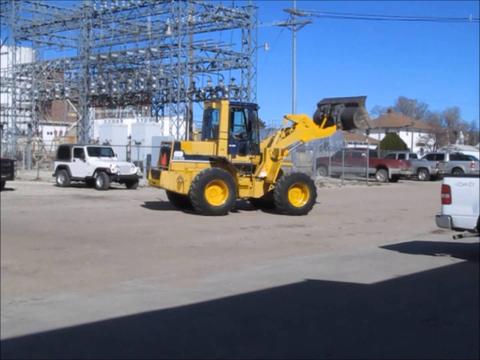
[372,110,434,132]
[343,131,380,144]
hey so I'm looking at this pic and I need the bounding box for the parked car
[0,157,15,190]
[437,152,479,176]
[53,144,142,190]
[436,174,479,235]
[315,148,413,182]
[383,151,439,181]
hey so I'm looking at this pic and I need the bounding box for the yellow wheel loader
[148,96,370,215]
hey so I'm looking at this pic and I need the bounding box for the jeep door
[70,147,90,178]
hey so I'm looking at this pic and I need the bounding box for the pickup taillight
[441,184,452,205]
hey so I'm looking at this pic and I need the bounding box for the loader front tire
[166,190,192,209]
[273,172,317,215]
[189,168,236,216]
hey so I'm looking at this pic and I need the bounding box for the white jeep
[53,144,142,190]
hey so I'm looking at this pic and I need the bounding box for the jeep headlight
[110,164,119,173]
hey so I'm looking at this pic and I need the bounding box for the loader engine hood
[314,96,371,131]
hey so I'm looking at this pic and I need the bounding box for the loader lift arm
[255,96,371,183]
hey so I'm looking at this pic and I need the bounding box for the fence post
[327,139,331,177]
[366,135,370,185]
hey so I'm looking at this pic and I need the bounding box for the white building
[92,115,185,163]
[368,110,436,155]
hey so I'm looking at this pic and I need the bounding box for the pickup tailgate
[438,175,479,231]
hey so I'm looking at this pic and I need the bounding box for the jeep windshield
[87,146,115,157]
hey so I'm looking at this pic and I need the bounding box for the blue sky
[256,1,479,127]
[3,0,478,128]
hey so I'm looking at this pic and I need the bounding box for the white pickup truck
[435,175,479,237]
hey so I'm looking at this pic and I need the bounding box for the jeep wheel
[0,180,5,191]
[95,171,110,190]
[273,172,317,215]
[56,169,71,187]
[125,180,139,189]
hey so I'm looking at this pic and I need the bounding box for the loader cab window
[228,105,260,156]
[230,109,248,140]
[201,108,220,141]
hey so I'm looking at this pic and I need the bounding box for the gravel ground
[1,179,478,358]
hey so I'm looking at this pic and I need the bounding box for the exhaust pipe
[313,96,371,131]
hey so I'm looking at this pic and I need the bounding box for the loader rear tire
[166,190,192,209]
[273,172,317,215]
[189,168,236,216]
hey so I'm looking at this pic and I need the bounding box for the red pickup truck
[315,148,413,182]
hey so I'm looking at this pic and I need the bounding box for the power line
[301,9,479,23]
[260,9,479,27]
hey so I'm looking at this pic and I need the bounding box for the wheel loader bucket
[314,96,371,131]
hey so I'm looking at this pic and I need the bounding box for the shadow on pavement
[382,240,480,262]
[2,261,478,359]
[0,187,15,192]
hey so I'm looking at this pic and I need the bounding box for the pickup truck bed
[435,174,479,233]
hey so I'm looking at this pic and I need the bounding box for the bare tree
[465,120,479,146]
[442,107,467,145]
[370,105,388,117]
[393,96,430,120]
[424,112,446,149]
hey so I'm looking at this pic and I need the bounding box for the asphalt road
[1,180,478,359]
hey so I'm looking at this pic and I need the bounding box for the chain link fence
[4,134,386,186]
[290,132,380,184]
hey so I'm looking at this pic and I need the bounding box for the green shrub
[379,133,408,151]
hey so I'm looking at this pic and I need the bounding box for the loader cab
[202,100,261,157]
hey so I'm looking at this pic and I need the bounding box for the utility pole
[279,1,311,114]
[292,0,297,114]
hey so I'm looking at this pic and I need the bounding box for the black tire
[189,168,236,216]
[249,191,275,210]
[94,171,110,190]
[417,168,430,181]
[375,168,389,183]
[125,180,139,189]
[56,169,71,187]
[0,180,5,191]
[273,172,317,215]
[452,167,464,176]
[316,165,328,177]
[166,190,192,209]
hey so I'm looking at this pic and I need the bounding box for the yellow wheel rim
[204,180,229,206]
[287,182,310,208]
